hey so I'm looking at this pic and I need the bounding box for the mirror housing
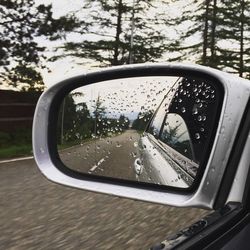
[33,63,250,209]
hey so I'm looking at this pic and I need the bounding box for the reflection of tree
[58,93,131,145]
[92,96,106,137]
[93,96,106,120]
[162,123,182,146]
[57,94,77,144]
[132,111,153,132]
[162,123,193,160]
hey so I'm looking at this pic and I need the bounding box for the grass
[0,144,32,160]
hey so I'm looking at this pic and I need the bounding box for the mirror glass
[57,76,219,188]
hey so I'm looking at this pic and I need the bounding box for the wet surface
[60,130,140,181]
[0,158,209,250]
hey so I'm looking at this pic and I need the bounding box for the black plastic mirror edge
[45,65,224,195]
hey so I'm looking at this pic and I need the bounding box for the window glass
[160,113,194,160]
[147,76,218,165]
[147,101,166,137]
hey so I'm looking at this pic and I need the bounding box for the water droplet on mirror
[197,116,202,121]
[181,107,186,113]
[195,133,200,139]
[40,148,45,154]
[116,142,122,148]
[192,108,198,115]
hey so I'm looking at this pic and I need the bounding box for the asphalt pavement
[0,144,209,250]
[59,130,141,181]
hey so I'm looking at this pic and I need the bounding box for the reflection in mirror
[57,76,218,189]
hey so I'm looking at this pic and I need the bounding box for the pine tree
[215,0,250,77]
[168,0,250,78]
[167,0,216,65]
[53,0,169,66]
[0,0,78,91]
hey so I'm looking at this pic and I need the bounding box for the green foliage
[0,0,79,91]
[57,93,131,146]
[0,129,32,159]
[132,111,153,131]
[0,145,32,159]
[169,0,250,78]
[214,0,250,77]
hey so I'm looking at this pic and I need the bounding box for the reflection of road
[59,130,140,181]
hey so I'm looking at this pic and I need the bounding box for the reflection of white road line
[88,158,105,173]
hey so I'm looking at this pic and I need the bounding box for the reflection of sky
[71,76,178,120]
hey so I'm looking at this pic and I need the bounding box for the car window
[147,79,180,137]
[147,100,166,137]
[147,76,218,165]
[160,113,194,161]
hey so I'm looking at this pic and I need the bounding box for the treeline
[169,0,250,78]
[1,0,249,92]
[58,94,130,145]
[131,111,154,132]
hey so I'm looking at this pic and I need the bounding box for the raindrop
[116,142,122,148]
[40,147,45,154]
[181,107,186,113]
[192,108,198,115]
[195,133,200,139]
[197,115,202,121]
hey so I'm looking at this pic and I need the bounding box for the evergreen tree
[215,0,250,77]
[0,0,78,91]
[169,0,250,77]
[53,0,169,66]
[168,0,216,65]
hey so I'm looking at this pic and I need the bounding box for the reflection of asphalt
[0,158,209,249]
[59,130,141,181]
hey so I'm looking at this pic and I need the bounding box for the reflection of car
[135,76,218,187]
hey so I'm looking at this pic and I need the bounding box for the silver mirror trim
[33,63,250,209]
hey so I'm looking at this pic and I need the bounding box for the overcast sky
[34,0,188,88]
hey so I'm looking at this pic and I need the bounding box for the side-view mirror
[33,63,250,209]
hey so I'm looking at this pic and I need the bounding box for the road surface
[0,146,209,250]
[59,130,141,181]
